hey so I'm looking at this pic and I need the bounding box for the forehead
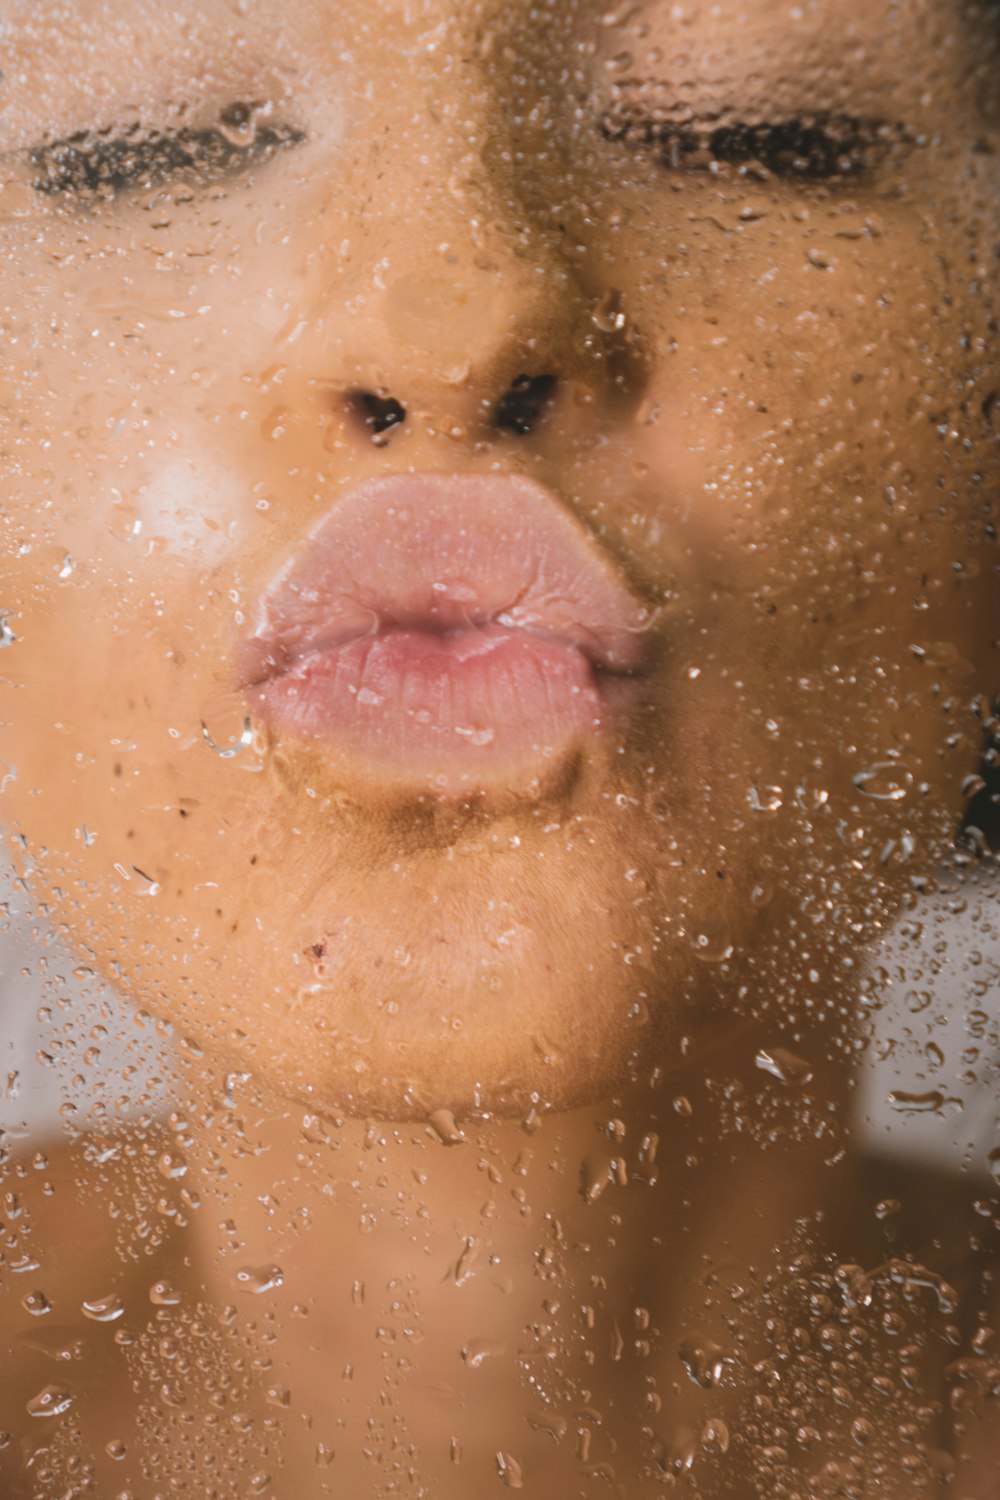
[0,0,983,140]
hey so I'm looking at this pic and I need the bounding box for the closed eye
[30,100,306,201]
[601,105,911,182]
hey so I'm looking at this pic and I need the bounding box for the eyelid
[600,99,913,181]
[28,101,307,201]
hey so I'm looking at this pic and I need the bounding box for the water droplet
[108,497,143,543]
[428,1108,465,1146]
[928,1449,957,1481]
[748,784,783,812]
[987,1147,1000,1183]
[22,1290,50,1316]
[527,1410,569,1442]
[581,1153,614,1203]
[455,723,494,747]
[852,762,911,801]
[881,1258,958,1314]
[755,1047,814,1087]
[260,404,295,442]
[81,1293,125,1322]
[201,691,254,757]
[149,1280,182,1307]
[315,1443,335,1467]
[234,1264,284,1295]
[106,1438,127,1460]
[265,1385,290,1408]
[592,288,627,333]
[701,1417,730,1454]
[157,1151,187,1180]
[690,924,734,963]
[0,615,16,649]
[463,1336,505,1368]
[678,1335,730,1389]
[216,99,268,149]
[887,1089,956,1115]
[300,1111,337,1145]
[26,1385,74,1418]
[923,1041,945,1070]
[453,1238,477,1286]
[496,1451,524,1489]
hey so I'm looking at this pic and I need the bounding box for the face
[0,0,997,1118]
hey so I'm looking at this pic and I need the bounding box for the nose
[287,58,632,442]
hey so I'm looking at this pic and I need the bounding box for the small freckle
[215,908,223,918]
[249,854,258,865]
[179,809,188,818]
[309,941,326,959]
[113,763,122,777]
[716,870,725,879]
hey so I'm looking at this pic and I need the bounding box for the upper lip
[237,471,653,687]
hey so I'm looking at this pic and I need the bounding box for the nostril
[350,390,407,442]
[494,374,557,436]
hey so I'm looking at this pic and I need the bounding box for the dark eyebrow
[29,101,306,199]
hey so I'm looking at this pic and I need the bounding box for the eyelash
[30,102,305,200]
[28,96,898,203]
[601,109,899,182]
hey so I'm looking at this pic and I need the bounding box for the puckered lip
[236,471,654,691]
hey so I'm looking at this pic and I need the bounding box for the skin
[1,3,999,1494]
[0,0,998,1118]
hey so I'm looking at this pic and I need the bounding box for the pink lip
[238,473,652,795]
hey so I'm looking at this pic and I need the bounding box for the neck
[153,1014,834,1494]
[169,1062,673,1487]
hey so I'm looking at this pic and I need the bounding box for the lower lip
[251,623,615,795]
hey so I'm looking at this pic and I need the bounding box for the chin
[243,1016,654,1123]
[181,899,671,1121]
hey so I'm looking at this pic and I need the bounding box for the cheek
[609,212,996,807]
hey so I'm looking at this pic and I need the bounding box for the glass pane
[2,1,999,1494]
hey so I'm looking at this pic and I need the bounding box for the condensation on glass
[1,1,999,1496]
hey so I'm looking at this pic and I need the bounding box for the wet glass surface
[1,1,999,1494]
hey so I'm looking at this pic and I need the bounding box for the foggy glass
[1,1,999,1495]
